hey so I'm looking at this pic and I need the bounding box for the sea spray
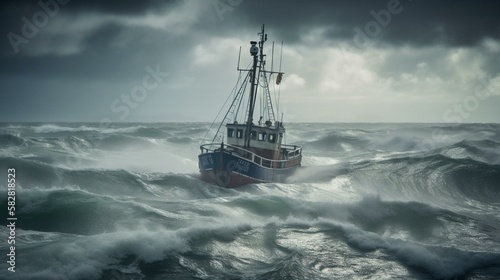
[0,122,499,279]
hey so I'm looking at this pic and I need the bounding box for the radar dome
[250,41,258,56]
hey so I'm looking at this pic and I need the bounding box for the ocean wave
[11,187,179,235]
[326,219,500,279]
[30,124,165,135]
[3,228,191,280]
[131,127,169,138]
[0,157,61,187]
[350,153,500,206]
[1,122,499,279]
[0,157,153,196]
[439,139,500,165]
[97,134,159,150]
[222,194,449,241]
[0,133,26,147]
[369,135,423,152]
[142,173,236,200]
[305,131,434,153]
[2,216,255,280]
[2,189,499,280]
[305,132,369,152]
[167,136,196,144]
[44,136,95,152]
[33,124,97,134]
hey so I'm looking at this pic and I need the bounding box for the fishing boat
[198,24,302,188]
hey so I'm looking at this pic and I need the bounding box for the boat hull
[198,150,300,188]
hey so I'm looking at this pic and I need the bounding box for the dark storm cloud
[0,0,177,15]
[0,0,183,57]
[0,0,499,122]
[230,0,500,47]
[2,0,499,60]
[2,0,499,56]
[221,0,500,81]
[0,23,187,81]
[0,0,190,121]
[0,0,194,81]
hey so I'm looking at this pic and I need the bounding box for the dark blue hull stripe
[199,151,299,184]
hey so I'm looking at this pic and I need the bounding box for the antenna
[271,41,275,73]
[237,46,242,70]
[279,41,283,72]
[276,41,284,119]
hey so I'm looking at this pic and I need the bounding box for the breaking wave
[0,122,499,279]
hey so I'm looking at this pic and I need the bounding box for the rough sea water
[0,122,499,280]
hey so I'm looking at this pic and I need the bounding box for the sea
[0,122,499,280]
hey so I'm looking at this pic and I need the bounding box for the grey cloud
[0,0,499,122]
[228,0,500,47]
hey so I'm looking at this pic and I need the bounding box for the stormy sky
[1,0,499,123]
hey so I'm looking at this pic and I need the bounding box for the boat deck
[200,143,302,169]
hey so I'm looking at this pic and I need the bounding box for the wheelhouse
[226,121,285,160]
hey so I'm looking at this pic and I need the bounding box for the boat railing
[200,143,302,169]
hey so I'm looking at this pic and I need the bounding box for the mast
[245,24,267,149]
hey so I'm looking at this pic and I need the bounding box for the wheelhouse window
[258,132,266,141]
[236,129,243,139]
[227,128,235,138]
[268,133,276,143]
[250,130,257,140]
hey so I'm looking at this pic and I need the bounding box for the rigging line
[242,87,249,122]
[234,65,243,102]
[271,41,275,73]
[283,116,287,145]
[258,70,269,88]
[234,72,250,121]
[279,41,283,72]
[212,79,246,145]
[277,41,284,120]
[203,57,255,145]
[259,75,272,123]
[263,73,276,121]
[201,79,238,145]
[259,72,265,120]
[277,77,281,120]
[201,70,245,146]
[205,59,252,145]
[261,74,267,116]
[273,74,278,117]
[201,96,231,146]
[262,71,269,119]
[210,72,251,145]
[259,74,266,117]
[238,60,253,122]
[267,71,278,118]
[264,83,268,121]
